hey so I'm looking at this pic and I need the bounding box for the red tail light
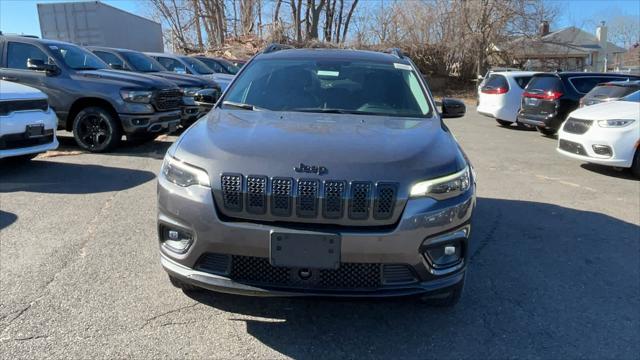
[523,90,563,100]
[481,87,508,95]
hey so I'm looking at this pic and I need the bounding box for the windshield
[218,59,240,74]
[181,57,214,74]
[123,51,166,73]
[49,44,107,70]
[222,59,431,118]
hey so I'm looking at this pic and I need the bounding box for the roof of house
[508,26,627,58]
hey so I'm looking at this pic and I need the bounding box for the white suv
[477,71,539,127]
[557,90,640,177]
[0,80,58,160]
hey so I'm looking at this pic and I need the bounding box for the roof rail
[385,48,405,59]
[263,43,294,54]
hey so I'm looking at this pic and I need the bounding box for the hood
[174,110,465,191]
[76,69,178,90]
[150,71,218,89]
[204,73,234,90]
[571,100,640,121]
[0,80,46,101]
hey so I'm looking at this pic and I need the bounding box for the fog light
[592,144,612,157]
[424,242,462,268]
[132,118,150,126]
[161,226,193,253]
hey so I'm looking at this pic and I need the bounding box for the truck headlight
[181,87,201,96]
[410,166,471,200]
[161,155,210,187]
[120,89,153,103]
[597,119,635,127]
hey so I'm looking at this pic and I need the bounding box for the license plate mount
[25,124,45,138]
[270,232,341,269]
[525,98,539,106]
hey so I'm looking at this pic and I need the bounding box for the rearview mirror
[193,88,220,107]
[441,98,466,118]
[109,63,124,70]
[27,58,58,74]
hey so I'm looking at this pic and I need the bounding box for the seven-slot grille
[153,89,182,111]
[563,118,593,134]
[220,174,398,221]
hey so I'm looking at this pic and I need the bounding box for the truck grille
[153,89,182,111]
[0,99,48,116]
[195,253,417,290]
[218,174,398,223]
[563,118,592,134]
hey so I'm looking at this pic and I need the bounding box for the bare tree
[609,15,640,48]
[240,0,256,35]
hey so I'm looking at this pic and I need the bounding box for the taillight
[481,87,508,95]
[523,90,563,100]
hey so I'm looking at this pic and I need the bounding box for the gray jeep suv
[157,46,475,306]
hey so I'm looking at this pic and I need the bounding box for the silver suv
[157,46,475,306]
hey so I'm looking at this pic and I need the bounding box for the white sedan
[0,80,58,160]
[557,90,640,177]
[477,71,539,127]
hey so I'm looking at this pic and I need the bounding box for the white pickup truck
[0,80,58,160]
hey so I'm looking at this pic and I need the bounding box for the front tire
[631,149,640,178]
[419,276,465,307]
[495,119,512,127]
[72,106,121,152]
[536,126,557,136]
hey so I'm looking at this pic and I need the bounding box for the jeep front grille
[193,254,417,290]
[153,89,182,111]
[218,174,399,223]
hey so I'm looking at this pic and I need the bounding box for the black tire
[419,276,465,307]
[127,133,159,145]
[72,106,121,152]
[631,149,640,179]
[495,119,512,127]
[168,275,201,292]
[536,126,557,136]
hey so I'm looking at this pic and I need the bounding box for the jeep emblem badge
[294,162,328,175]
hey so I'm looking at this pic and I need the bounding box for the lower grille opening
[195,253,417,290]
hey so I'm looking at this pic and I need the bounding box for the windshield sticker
[394,63,412,71]
[317,70,339,77]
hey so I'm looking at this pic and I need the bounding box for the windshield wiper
[291,108,379,115]
[222,101,263,111]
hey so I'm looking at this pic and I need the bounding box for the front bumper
[157,175,475,297]
[119,110,181,134]
[557,124,638,168]
[0,108,59,159]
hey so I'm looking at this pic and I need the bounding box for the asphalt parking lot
[1,107,638,359]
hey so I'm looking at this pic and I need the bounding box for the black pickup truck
[0,35,184,152]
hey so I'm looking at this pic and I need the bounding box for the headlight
[410,166,471,200]
[597,119,635,128]
[161,155,210,187]
[120,89,153,103]
[181,87,201,96]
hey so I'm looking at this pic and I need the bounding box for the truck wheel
[168,275,201,292]
[72,107,121,152]
[536,126,557,136]
[632,149,640,179]
[495,119,512,127]
[419,276,465,307]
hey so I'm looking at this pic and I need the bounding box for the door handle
[1,76,18,82]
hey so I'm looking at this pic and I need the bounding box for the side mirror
[27,58,58,74]
[109,63,124,70]
[441,98,466,118]
[193,88,220,107]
